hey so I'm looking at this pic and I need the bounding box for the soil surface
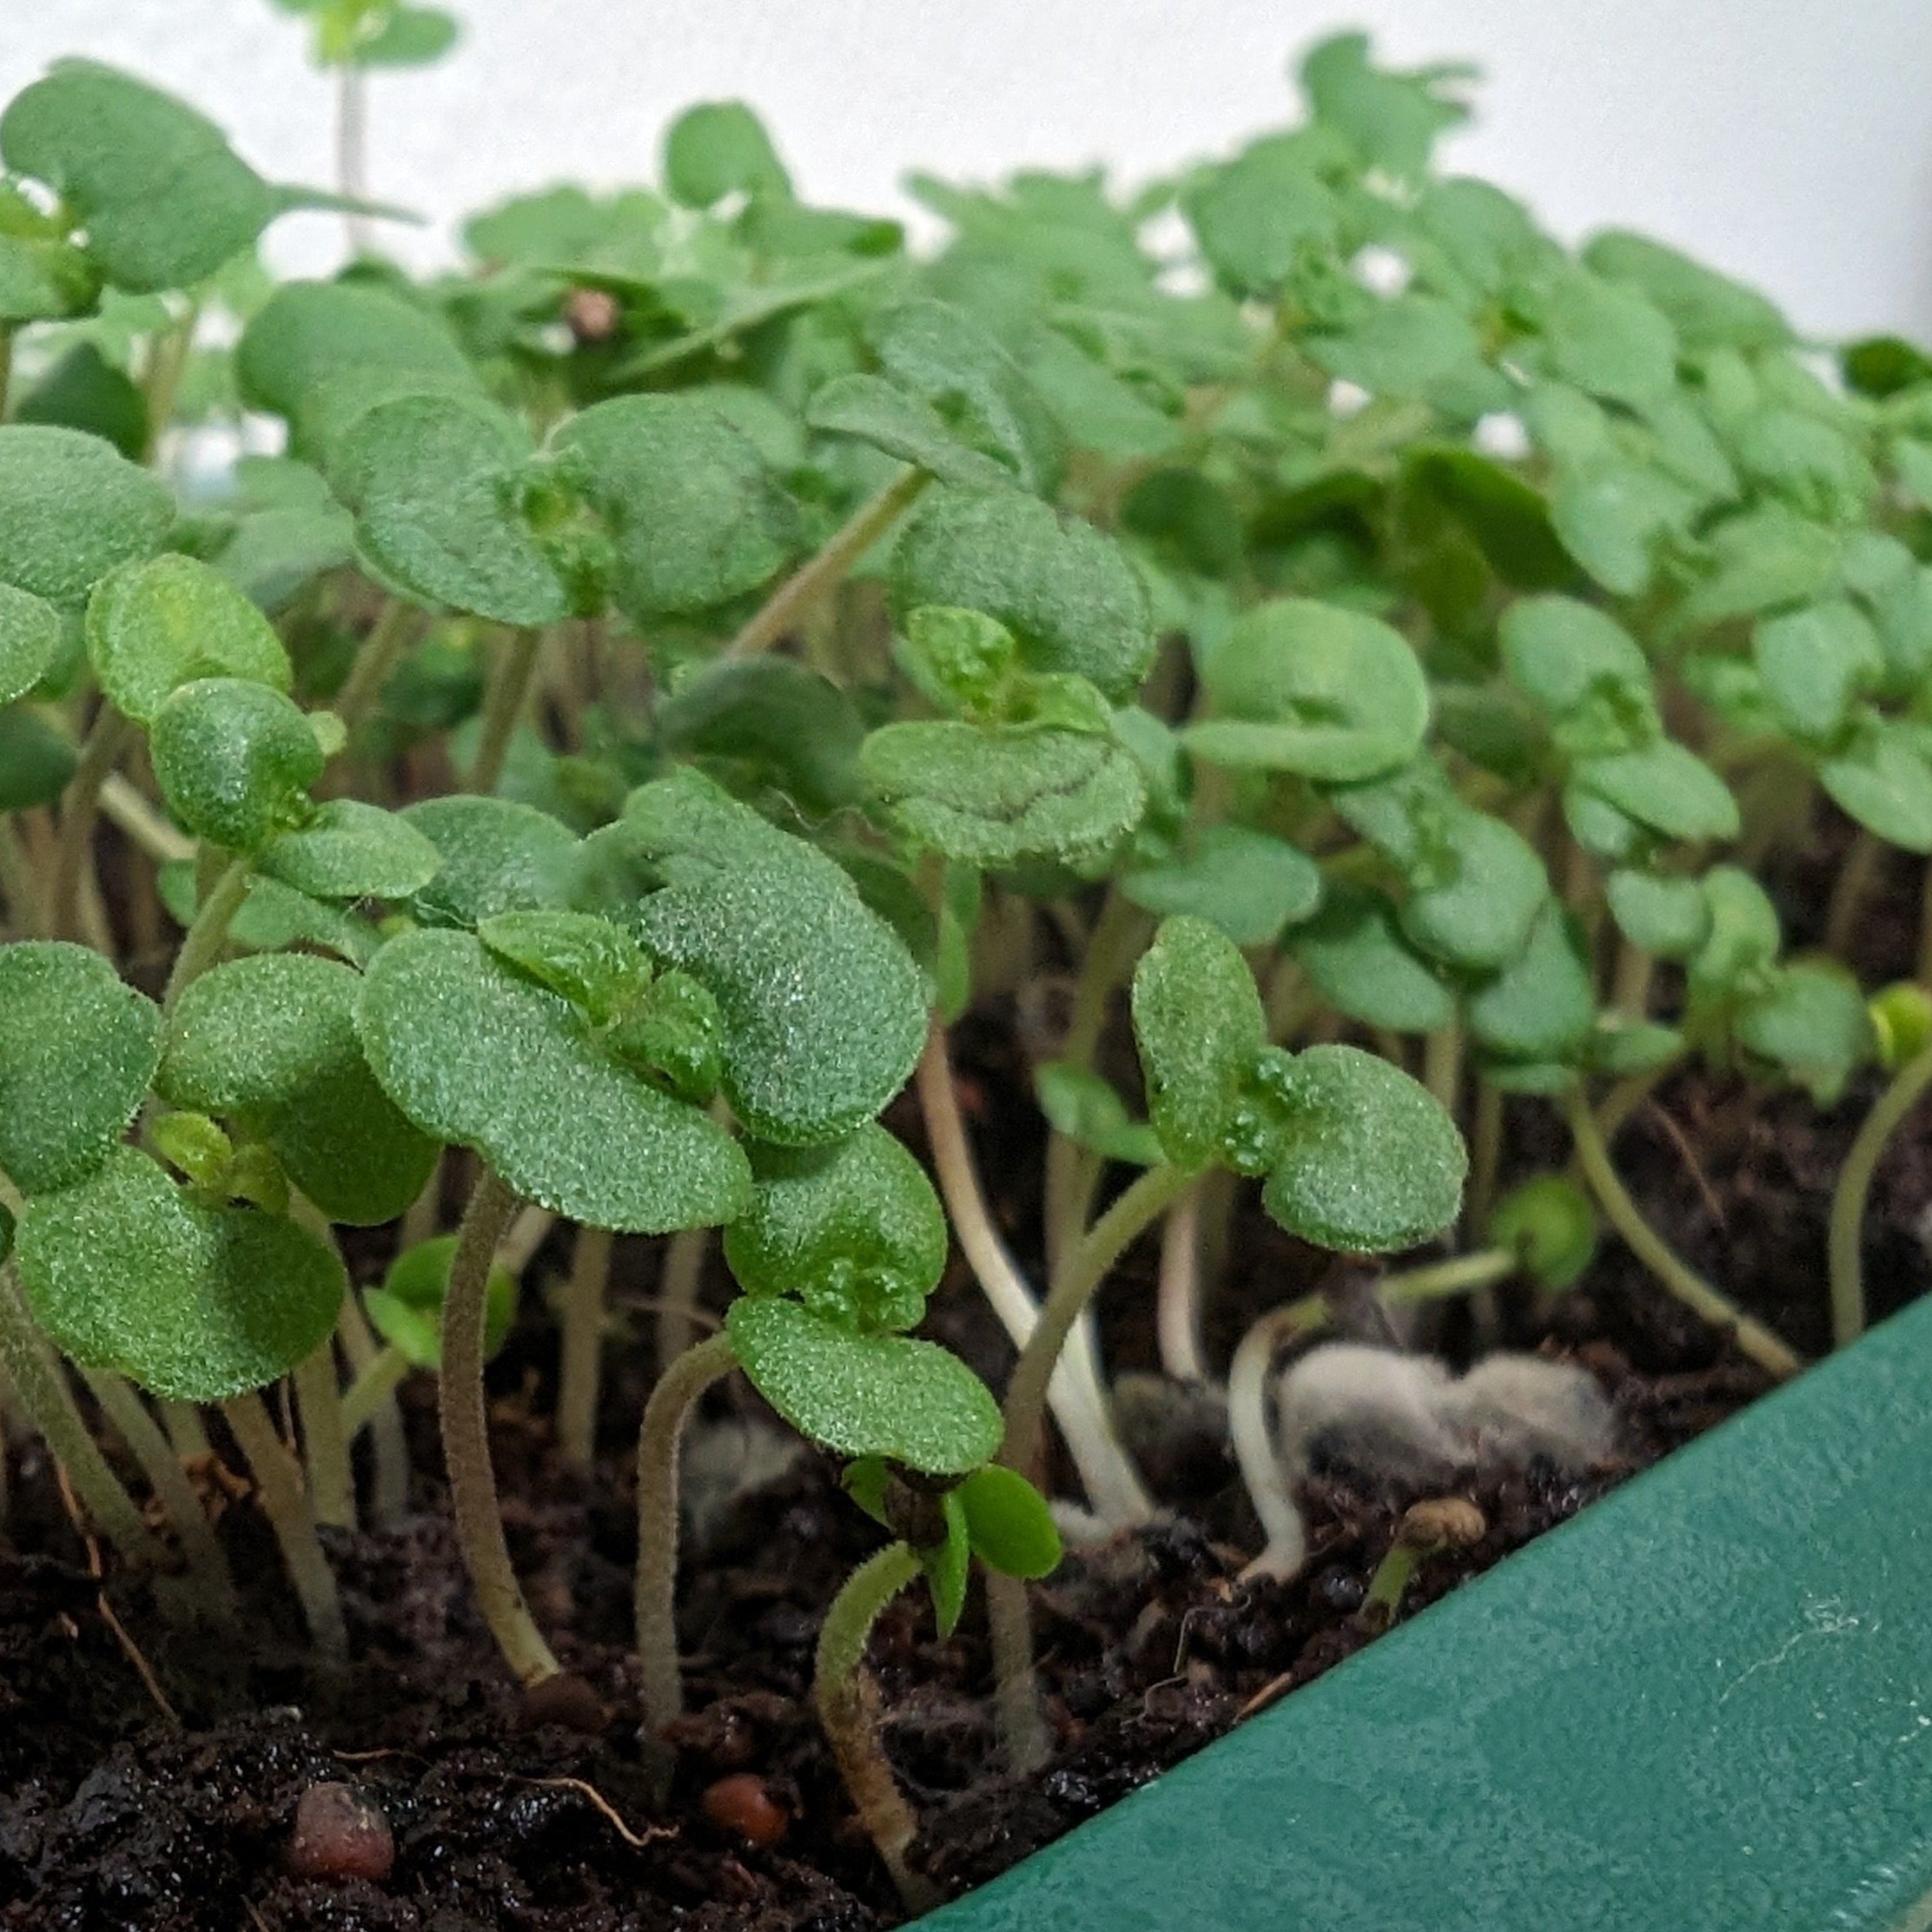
[3,977,1929,1930]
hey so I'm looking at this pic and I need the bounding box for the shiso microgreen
[0,22,1926,1895]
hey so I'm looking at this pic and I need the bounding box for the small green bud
[1869,983,1932,1071]
[149,1110,235,1190]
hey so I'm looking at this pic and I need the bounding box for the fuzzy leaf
[1499,595,1651,722]
[861,719,1146,867]
[1259,1044,1465,1252]
[551,394,797,621]
[1689,867,1782,996]
[1821,723,1932,853]
[87,552,293,722]
[17,1147,344,1400]
[807,374,1011,490]
[657,658,867,819]
[1121,825,1322,946]
[890,486,1155,704]
[1537,268,1677,406]
[1188,599,1428,782]
[1183,134,1338,298]
[0,585,63,707]
[723,1126,947,1333]
[1290,884,1455,1034]
[724,1296,1001,1476]
[1583,230,1790,353]
[956,1465,1062,1579]
[0,942,160,1195]
[357,926,749,1231]
[0,426,172,605]
[1753,601,1882,741]
[612,771,928,1146]
[0,709,77,811]
[1466,902,1597,1062]
[403,796,582,928]
[1131,915,1266,1174]
[1605,870,1710,960]
[333,392,566,625]
[1736,963,1874,1105]
[258,798,442,901]
[1572,742,1739,844]
[0,63,277,291]
[478,910,651,1026]
[355,4,460,66]
[159,953,439,1226]
[149,678,322,853]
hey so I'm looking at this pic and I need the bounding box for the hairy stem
[635,1329,738,1744]
[440,1167,559,1685]
[1828,1044,1932,1350]
[1422,1022,1462,1115]
[985,1569,1051,1773]
[914,1024,1151,1525]
[162,857,250,1011]
[50,711,134,943]
[726,466,929,660]
[815,1541,940,1915]
[0,1264,166,1572]
[1562,1088,1800,1378]
[1155,1177,1207,1382]
[81,1367,235,1614]
[557,1224,613,1470]
[471,627,543,796]
[293,1338,355,1532]
[222,1389,347,1659]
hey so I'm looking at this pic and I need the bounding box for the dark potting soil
[3,1003,1928,1930]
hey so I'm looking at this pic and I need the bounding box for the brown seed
[288,1781,394,1884]
[1397,1497,1487,1554]
[518,1671,610,1736]
[701,1772,789,1847]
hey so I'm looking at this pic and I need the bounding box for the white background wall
[5,0,1932,341]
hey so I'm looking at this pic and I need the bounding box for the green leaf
[1259,1043,1465,1252]
[923,1495,973,1638]
[1680,508,1841,630]
[364,1234,518,1371]
[1466,902,1597,1062]
[1398,446,1575,592]
[1536,268,1678,406]
[0,584,63,707]
[1131,915,1266,1174]
[478,910,652,1026]
[1689,867,1781,997]
[861,719,1146,867]
[956,1465,1062,1579]
[551,394,798,621]
[1548,456,1696,598]
[333,392,566,625]
[1489,1174,1596,1291]
[657,658,866,820]
[12,344,148,459]
[724,1296,1001,1476]
[723,1125,947,1333]
[897,605,1020,717]
[867,297,1062,495]
[890,486,1155,704]
[612,770,929,1146]
[1308,295,1485,402]
[403,795,582,928]
[806,374,1011,490]
[1605,870,1710,960]
[257,797,443,900]
[1121,824,1323,947]
[1585,1016,1684,1078]
[0,426,172,605]
[1183,134,1339,298]
[0,942,160,1195]
[149,678,323,852]
[86,552,294,724]
[663,100,791,208]
[1820,722,1932,852]
[0,63,277,290]
[357,926,750,1231]
[1289,883,1456,1033]
[604,969,726,1106]
[1735,963,1873,1105]
[1752,600,1882,741]
[1572,742,1739,844]
[17,1146,344,1400]
[1582,230,1790,353]
[158,953,439,1226]
[1299,31,1472,180]
[1499,595,1651,721]
[1187,599,1429,783]
[354,4,460,65]
[0,708,77,811]
[0,231,99,324]
[1035,1062,1163,1168]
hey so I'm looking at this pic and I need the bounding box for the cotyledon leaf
[0,425,172,605]
[356,925,750,1232]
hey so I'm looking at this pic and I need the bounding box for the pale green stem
[1563,1088,1800,1379]
[293,1339,355,1532]
[140,302,199,462]
[162,857,250,1010]
[636,1328,737,1744]
[334,1291,408,1523]
[654,1224,710,1371]
[725,466,930,660]
[81,1366,235,1614]
[1828,1045,1932,1351]
[161,1400,211,1460]
[222,1389,347,1659]
[98,775,193,864]
[1228,1300,1329,1580]
[0,817,40,936]
[50,711,134,942]
[471,627,542,796]
[1422,1022,1462,1115]
[1824,827,1883,960]
[336,64,371,254]
[332,598,418,732]
[558,1223,613,1470]
[400,1153,443,1250]
[1155,1177,1207,1383]
[440,1166,559,1685]
[815,1541,940,1915]
[0,1263,165,1571]
[1466,1081,1504,1240]
[1610,938,1656,1019]
[1380,1247,1518,1304]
